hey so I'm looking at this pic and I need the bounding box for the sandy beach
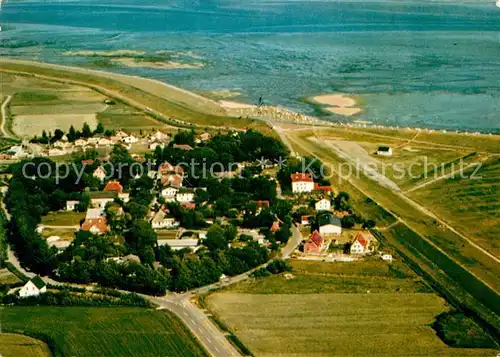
[219,100,257,109]
[311,93,362,116]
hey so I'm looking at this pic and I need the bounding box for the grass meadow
[207,260,497,357]
[41,211,86,226]
[1,306,208,357]
[0,333,51,357]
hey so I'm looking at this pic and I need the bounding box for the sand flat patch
[219,100,257,109]
[63,50,146,57]
[325,107,362,116]
[111,58,204,69]
[13,113,98,137]
[311,93,362,116]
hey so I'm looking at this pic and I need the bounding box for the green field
[0,333,51,357]
[409,158,500,257]
[207,260,497,357]
[1,306,208,357]
[0,268,23,286]
[41,211,85,226]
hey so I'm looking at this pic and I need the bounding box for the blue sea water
[1,0,500,132]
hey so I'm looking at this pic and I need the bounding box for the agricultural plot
[409,158,500,258]
[97,103,173,133]
[207,260,497,357]
[1,306,208,357]
[0,268,23,287]
[0,333,51,357]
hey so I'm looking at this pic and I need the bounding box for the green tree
[95,123,105,134]
[82,122,92,138]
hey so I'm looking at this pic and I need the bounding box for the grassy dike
[0,59,273,135]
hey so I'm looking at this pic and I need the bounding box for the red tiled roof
[301,215,310,223]
[81,159,94,165]
[159,162,184,174]
[314,183,332,192]
[353,231,372,248]
[291,172,313,183]
[161,174,183,187]
[81,217,108,233]
[270,220,280,232]
[182,202,196,210]
[311,230,323,246]
[104,180,123,193]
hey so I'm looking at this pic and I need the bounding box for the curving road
[1,95,13,138]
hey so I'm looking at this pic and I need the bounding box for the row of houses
[303,230,377,255]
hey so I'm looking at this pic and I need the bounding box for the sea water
[1,0,499,132]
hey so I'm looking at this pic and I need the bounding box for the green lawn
[41,211,85,226]
[1,307,208,357]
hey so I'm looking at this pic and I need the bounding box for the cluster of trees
[30,122,112,144]
[153,129,288,178]
[252,259,292,278]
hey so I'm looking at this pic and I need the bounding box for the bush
[266,259,291,275]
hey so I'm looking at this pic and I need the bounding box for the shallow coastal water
[1,0,500,132]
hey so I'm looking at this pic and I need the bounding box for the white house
[381,254,393,262]
[93,167,107,181]
[149,130,170,142]
[115,130,129,139]
[377,146,393,156]
[118,192,130,203]
[98,137,112,146]
[350,231,376,255]
[161,186,179,200]
[158,238,200,251]
[48,148,66,156]
[74,139,87,147]
[317,213,342,235]
[151,210,179,229]
[66,200,79,211]
[121,135,138,144]
[19,276,47,298]
[291,173,315,193]
[176,189,195,203]
[315,198,331,211]
[149,141,166,151]
[91,197,115,209]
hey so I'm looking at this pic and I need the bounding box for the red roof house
[161,173,183,187]
[270,220,280,233]
[104,180,123,193]
[304,230,324,254]
[173,144,193,151]
[314,183,332,192]
[291,172,313,183]
[159,161,184,175]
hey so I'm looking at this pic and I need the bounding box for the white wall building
[121,135,138,144]
[161,186,179,200]
[151,210,179,229]
[19,276,47,298]
[318,213,342,236]
[377,146,393,156]
[176,190,195,203]
[93,167,107,181]
[315,198,331,211]
[291,173,315,193]
[66,200,79,211]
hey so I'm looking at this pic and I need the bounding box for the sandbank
[111,58,204,69]
[64,50,146,57]
[325,107,362,116]
[313,93,357,107]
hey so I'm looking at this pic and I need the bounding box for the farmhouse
[98,137,112,146]
[19,276,47,298]
[81,208,108,234]
[195,132,211,143]
[350,231,376,255]
[66,200,79,211]
[315,198,331,211]
[159,161,184,175]
[93,167,107,181]
[115,130,129,139]
[151,210,179,229]
[149,141,166,151]
[377,146,393,156]
[304,230,324,254]
[291,172,315,193]
[317,212,342,235]
[121,135,138,144]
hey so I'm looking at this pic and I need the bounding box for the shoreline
[308,93,362,117]
[1,59,499,137]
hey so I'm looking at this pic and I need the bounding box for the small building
[304,230,324,254]
[151,210,179,229]
[182,202,196,210]
[291,172,315,193]
[377,146,393,157]
[161,185,179,200]
[48,148,67,156]
[81,208,108,234]
[176,188,195,203]
[91,197,114,209]
[149,141,166,151]
[104,180,123,194]
[158,161,184,176]
[98,137,112,146]
[315,198,331,211]
[66,200,79,211]
[19,276,47,298]
[381,254,393,262]
[115,130,129,139]
[118,192,130,203]
[301,215,310,226]
[74,139,87,147]
[149,130,170,142]
[161,173,183,187]
[93,167,107,181]
[121,135,138,144]
[350,231,376,255]
[158,238,200,251]
[318,212,342,236]
[314,183,332,192]
[195,132,211,143]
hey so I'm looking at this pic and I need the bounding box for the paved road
[0,95,12,138]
